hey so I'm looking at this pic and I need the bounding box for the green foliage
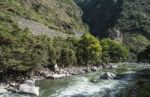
[123,34,150,60]
[48,46,60,66]
[76,0,150,38]
[101,38,129,63]
[75,0,123,37]
[124,34,150,54]
[76,0,150,60]
[0,16,49,72]
[138,45,150,63]
[115,0,150,35]
[77,33,102,65]
[0,0,88,34]
[0,30,49,72]
[58,48,77,67]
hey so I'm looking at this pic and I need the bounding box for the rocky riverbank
[1,62,126,96]
[1,62,148,96]
[31,65,105,81]
[0,64,107,96]
[0,80,39,96]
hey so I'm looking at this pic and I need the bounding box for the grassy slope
[0,0,88,34]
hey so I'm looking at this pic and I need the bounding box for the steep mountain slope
[0,0,88,34]
[0,0,150,59]
[75,0,150,38]
[12,16,84,37]
[75,0,150,58]
[75,0,123,37]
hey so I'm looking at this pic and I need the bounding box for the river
[1,64,150,97]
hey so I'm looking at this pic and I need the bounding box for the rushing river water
[1,64,150,97]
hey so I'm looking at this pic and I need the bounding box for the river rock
[83,68,90,73]
[100,72,116,79]
[9,82,17,87]
[110,65,118,69]
[97,65,103,69]
[47,74,66,79]
[19,84,39,96]
[0,87,8,94]
[53,64,59,72]
[91,66,98,71]
[6,86,19,92]
[24,80,35,86]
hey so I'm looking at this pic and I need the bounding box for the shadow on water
[116,68,150,97]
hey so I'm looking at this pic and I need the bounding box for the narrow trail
[13,17,83,38]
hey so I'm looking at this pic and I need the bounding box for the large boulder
[19,84,39,96]
[100,72,116,79]
[0,87,8,94]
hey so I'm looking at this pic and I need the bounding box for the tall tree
[77,33,102,65]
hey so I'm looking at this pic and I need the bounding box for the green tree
[123,34,150,61]
[0,24,49,72]
[77,33,102,65]
[58,48,77,67]
[101,38,129,63]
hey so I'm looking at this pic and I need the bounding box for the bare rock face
[19,80,39,96]
[0,87,8,94]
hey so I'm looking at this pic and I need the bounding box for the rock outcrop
[0,86,8,94]
[100,72,116,79]
[19,80,39,96]
[19,83,39,96]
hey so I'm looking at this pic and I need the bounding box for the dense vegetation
[0,0,150,80]
[138,45,150,63]
[0,15,129,76]
[75,0,150,60]
[75,0,150,38]
[101,39,129,63]
[0,0,88,34]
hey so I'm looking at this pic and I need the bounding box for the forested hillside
[75,0,150,38]
[0,0,88,34]
[0,15,128,79]
[0,0,150,79]
[75,0,150,60]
